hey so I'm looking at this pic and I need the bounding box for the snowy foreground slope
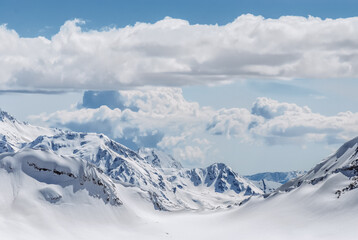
[1,109,358,239]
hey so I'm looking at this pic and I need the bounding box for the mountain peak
[333,136,358,159]
[0,109,16,122]
[207,162,230,171]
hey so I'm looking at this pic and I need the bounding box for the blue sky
[0,0,358,174]
[1,0,357,38]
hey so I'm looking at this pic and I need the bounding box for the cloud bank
[1,15,358,90]
[31,88,212,164]
[31,88,358,164]
[208,97,358,145]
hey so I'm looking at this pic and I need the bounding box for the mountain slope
[1,110,358,239]
[276,136,358,199]
[0,148,122,206]
[184,163,261,195]
[0,109,262,211]
[26,132,262,210]
[138,148,183,171]
[0,110,59,153]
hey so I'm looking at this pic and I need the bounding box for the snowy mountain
[1,109,358,239]
[0,110,261,211]
[0,109,60,153]
[184,163,259,195]
[275,136,358,198]
[0,148,122,206]
[138,148,183,170]
[245,171,306,193]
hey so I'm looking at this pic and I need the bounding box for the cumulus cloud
[251,97,311,119]
[31,88,213,164]
[2,15,358,90]
[208,97,358,145]
[31,87,358,165]
[206,108,257,139]
[172,146,206,165]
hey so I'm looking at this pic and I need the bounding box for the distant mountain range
[245,171,306,193]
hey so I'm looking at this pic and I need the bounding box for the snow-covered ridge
[0,109,15,122]
[0,109,60,153]
[2,109,358,239]
[185,163,261,195]
[138,148,183,170]
[276,136,358,198]
[0,148,122,206]
[25,131,262,210]
[0,109,261,211]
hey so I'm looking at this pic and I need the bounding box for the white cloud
[251,97,311,119]
[172,146,206,165]
[30,89,358,164]
[206,108,257,140]
[208,97,358,145]
[157,134,189,149]
[2,15,358,90]
[30,88,213,164]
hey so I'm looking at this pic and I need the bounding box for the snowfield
[1,175,357,240]
[0,109,358,239]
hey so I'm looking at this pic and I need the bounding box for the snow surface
[0,110,60,153]
[138,147,183,170]
[24,132,261,210]
[1,168,357,240]
[1,109,358,239]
